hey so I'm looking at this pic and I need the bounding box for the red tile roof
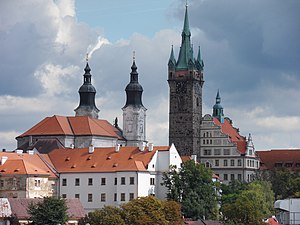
[0,152,57,178]
[18,115,124,140]
[213,117,247,154]
[256,149,300,171]
[48,146,170,173]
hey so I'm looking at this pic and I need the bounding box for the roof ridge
[18,116,51,137]
[37,153,59,177]
[53,115,70,135]
[66,117,75,135]
[86,117,93,135]
[92,119,118,137]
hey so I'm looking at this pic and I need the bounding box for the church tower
[74,60,100,119]
[212,90,224,123]
[122,56,147,147]
[168,4,204,156]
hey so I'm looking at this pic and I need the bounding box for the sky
[0,0,300,151]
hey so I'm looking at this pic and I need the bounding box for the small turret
[213,90,224,123]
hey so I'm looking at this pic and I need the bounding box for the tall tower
[168,4,204,156]
[74,60,100,119]
[212,90,224,123]
[122,56,147,147]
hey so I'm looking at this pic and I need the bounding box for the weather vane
[133,51,136,61]
[186,0,188,7]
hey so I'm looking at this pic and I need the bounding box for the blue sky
[0,0,300,151]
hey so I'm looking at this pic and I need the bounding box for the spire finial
[186,0,188,7]
[86,53,89,62]
[133,51,136,62]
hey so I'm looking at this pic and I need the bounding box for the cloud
[0,0,299,152]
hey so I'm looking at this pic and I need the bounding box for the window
[88,178,93,186]
[210,140,212,144]
[34,179,41,187]
[275,162,283,168]
[215,160,219,167]
[230,174,235,181]
[129,193,134,201]
[121,177,125,185]
[121,193,125,201]
[114,193,117,201]
[238,159,242,166]
[230,160,235,166]
[285,162,293,167]
[150,178,155,185]
[238,174,242,181]
[224,174,228,181]
[214,149,221,155]
[203,139,205,144]
[75,194,80,199]
[62,194,67,198]
[101,178,106,185]
[88,194,93,202]
[224,160,228,166]
[101,193,106,202]
[205,162,211,168]
[75,178,80,186]
[114,177,117,185]
[296,163,300,167]
[62,178,67,186]
[204,149,211,155]
[0,180,4,188]
[130,177,134,185]
[224,149,230,155]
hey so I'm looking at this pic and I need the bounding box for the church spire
[74,57,100,119]
[122,52,147,146]
[176,4,193,71]
[213,90,224,123]
[168,45,176,68]
[124,53,144,108]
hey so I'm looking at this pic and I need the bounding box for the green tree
[87,206,125,225]
[162,160,218,220]
[221,181,274,225]
[84,196,184,225]
[28,197,68,225]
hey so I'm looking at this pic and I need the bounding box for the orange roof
[213,117,247,154]
[48,146,170,173]
[0,152,57,178]
[256,149,300,171]
[18,115,124,140]
[181,156,192,162]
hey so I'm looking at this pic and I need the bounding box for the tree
[221,181,274,225]
[87,206,125,225]
[84,196,184,225]
[162,160,218,220]
[28,197,68,225]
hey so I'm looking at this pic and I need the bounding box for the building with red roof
[16,59,146,153]
[198,91,259,184]
[0,151,57,199]
[256,149,300,171]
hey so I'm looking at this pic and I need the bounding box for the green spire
[168,45,176,67]
[213,90,224,123]
[196,46,204,70]
[176,4,193,71]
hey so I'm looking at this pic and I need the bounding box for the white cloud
[34,64,80,96]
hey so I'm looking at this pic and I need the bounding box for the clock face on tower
[176,81,187,94]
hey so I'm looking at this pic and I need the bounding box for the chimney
[139,142,146,152]
[1,156,8,165]
[191,154,197,162]
[70,143,74,149]
[115,144,120,152]
[28,150,34,155]
[16,149,23,154]
[148,143,154,152]
[88,144,94,154]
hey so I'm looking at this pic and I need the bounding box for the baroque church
[16,57,147,152]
